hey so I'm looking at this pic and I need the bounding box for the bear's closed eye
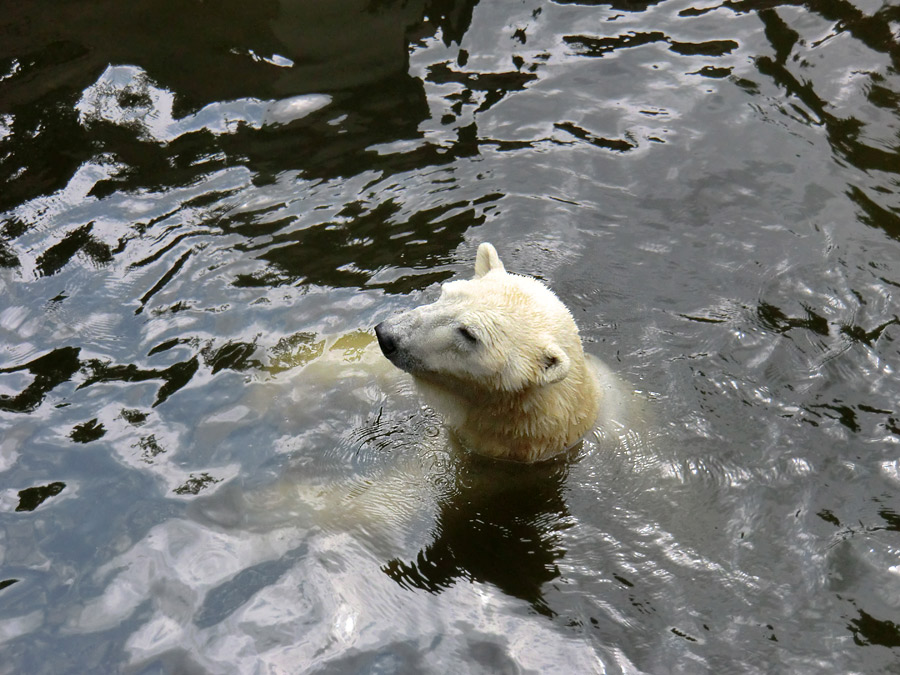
[458,326,478,343]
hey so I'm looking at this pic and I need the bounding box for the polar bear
[375,243,624,463]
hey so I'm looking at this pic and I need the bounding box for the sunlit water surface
[1,0,899,673]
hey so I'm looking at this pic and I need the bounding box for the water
[2,0,899,672]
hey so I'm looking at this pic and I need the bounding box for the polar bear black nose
[375,322,397,357]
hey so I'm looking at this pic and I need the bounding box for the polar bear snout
[375,318,425,374]
[374,321,398,358]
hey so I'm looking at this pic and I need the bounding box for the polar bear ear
[536,343,571,386]
[474,243,505,278]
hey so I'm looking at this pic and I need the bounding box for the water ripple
[2,0,900,672]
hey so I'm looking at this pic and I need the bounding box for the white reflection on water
[76,65,331,143]
[52,336,652,672]
[64,515,617,672]
[63,449,620,673]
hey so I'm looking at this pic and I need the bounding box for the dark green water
[2,0,900,672]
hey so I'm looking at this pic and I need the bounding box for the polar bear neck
[417,349,601,463]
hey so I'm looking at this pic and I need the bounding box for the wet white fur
[377,243,604,462]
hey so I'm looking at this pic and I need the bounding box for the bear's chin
[409,371,599,463]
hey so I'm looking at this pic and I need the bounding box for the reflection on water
[77,65,333,143]
[385,453,572,617]
[2,0,900,671]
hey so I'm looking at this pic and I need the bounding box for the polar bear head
[375,243,600,462]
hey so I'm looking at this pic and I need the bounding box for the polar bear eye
[457,326,478,344]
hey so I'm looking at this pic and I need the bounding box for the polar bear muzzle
[374,321,397,359]
[374,317,433,376]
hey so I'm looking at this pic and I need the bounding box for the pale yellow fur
[375,243,603,462]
